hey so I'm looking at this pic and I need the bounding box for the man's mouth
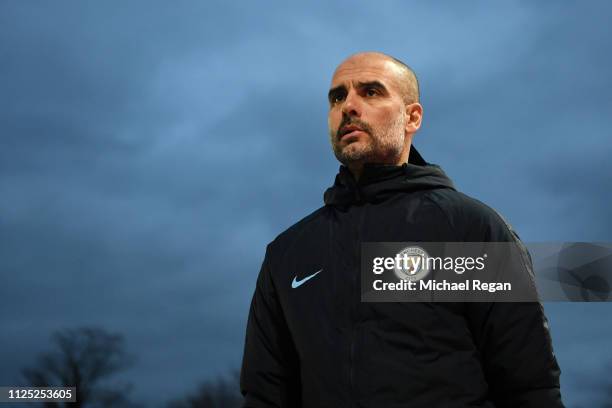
[339,125,366,140]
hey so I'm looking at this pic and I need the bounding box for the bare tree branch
[21,326,139,408]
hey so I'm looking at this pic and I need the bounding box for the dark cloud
[1,1,611,406]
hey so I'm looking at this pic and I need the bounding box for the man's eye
[366,88,379,97]
[332,94,345,104]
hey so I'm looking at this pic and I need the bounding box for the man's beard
[329,113,406,166]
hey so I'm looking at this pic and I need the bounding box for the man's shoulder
[424,188,517,242]
[426,188,500,220]
[266,205,329,255]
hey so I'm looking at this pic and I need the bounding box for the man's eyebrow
[357,80,387,91]
[327,81,389,102]
[328,85,346,102]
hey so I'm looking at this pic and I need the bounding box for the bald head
[333,52,420,104]
[327,51,424,177]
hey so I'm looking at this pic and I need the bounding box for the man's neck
[347,163,365,181]
[346,152,410,181]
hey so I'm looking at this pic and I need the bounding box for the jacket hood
[323,146,456,206]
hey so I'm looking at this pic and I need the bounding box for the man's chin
[335,146,406,168]
[335,146,372,166]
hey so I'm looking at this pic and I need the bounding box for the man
[240,52,564,407]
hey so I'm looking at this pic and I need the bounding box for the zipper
[348,202,367,407]
[349,328,355,406]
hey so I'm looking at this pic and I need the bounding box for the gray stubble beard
[330,113,406,167]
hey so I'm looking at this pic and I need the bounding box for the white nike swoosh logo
[291,269,323,289]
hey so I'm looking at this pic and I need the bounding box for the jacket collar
[323,147,456,207]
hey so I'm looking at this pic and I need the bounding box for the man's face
[328,55,408,167]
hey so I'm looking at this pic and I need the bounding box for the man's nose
[342,90,361,117]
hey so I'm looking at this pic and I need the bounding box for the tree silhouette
[22,327,141,408]
[167,370,243,408]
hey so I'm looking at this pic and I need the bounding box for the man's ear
[405,102,423,133]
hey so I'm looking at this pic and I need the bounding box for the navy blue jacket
[240,147,563,407]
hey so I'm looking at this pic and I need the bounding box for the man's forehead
[331,56,402,87]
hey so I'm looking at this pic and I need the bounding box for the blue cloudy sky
[1,1,611,406]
